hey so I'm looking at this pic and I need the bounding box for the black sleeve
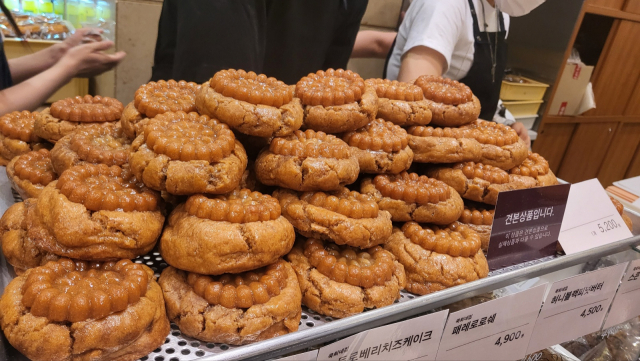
[150,0,177,81]
[322,0,368,70]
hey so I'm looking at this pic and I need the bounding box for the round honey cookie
[121,80,200,140]
[0,110,47,165]
[0,259,169,361]
[159,259,301,345]
[274,187,392,248]
[342,118,413,174]
[160,189,295,275]
[287,238,405,318]
[509,152,558,187]
[0,200,59,275]
[360,171,463,225]
[255,129,359,191]
[50,125,131,174]
[365,79,432,126]
[29,164,164,260]
[196,69,303,138]
[34,95,123,143]
[6,149,57,200]
[426,162,538,205]
[414,75,480,127]
[129,111,247,195]
[407,119,528,169]
[296,68,377,133]
[454,204,494,251]
[384,223,489,295]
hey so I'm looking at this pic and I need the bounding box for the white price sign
[558,179,633,254]
[435,284,546,360]
[276,349,319,361]
[317,310,448,361]
[526,262,628,353]
[603,259,640,328]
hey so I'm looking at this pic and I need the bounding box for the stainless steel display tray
[1,193,639,361]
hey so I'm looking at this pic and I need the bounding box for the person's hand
[511,121,531,148]
[58,40,126,78]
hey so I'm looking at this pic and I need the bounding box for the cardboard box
[547,62,594,116]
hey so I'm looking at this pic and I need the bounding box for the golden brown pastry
[454,205,494,251]
[427,162,538,205]
[414,75,480,127]
[129,111,247,195]
[296,69,377,133]
[50,125,131,174]
[0,110,47,165]
[0,200,59,274]
[160,189,295,275]
[384,223,488,295]
[159,259,301,345]
[196,69,303,138]
[342,118,413,174]
[611,197,633,231]
[255,129,359,191]
[6,149,56,200]
[274,187,392,248]
[0,259,170,361]
[365,79,432,126]
[360,172,464,225]
[28,164,164,260]
[34,95,123,143]
[121,79,200,140]
[407,119,529,169]
[287,238,405,318]
[509,152,558,186]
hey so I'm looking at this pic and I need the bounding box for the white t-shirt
[386,0,510,81]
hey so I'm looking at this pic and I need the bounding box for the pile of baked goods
[0,68,576,360]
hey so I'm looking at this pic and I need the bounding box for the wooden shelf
[584,4,640,22]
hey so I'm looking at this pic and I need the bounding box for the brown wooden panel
[597,123,640,186]
[625,145,640,178]
[625,78,640,115]
[557,122,618,182]
[586,0,625,9]
[532,123,576,174]
[589,21,640,116]
[623,0,640,14]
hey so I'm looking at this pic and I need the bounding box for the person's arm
[396,45,447,82]
[351,30,397,58]
[0,41,125,114]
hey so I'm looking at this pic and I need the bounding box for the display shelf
[1,194,639,361]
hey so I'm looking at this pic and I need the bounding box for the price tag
[603,259,640,328]
[317,310,449,361]
[526,262,628,353]
[487,184,570,271]
[558,179,633,254]
[276,349,319,361]
[435,284,546,360]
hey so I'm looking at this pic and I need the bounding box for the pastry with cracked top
[413,75,480,127]
[0,258,169,361]
[0,110,48,165]
[160,189,295,275]
[274,187,392,249]
[196,69,303,138]
[129,111,247,195]
[426,162,538,205]
[365,78,432,126]
[255,129,359,191]
[360,171,463,225]
[509,152,558,187]
[121,79,200,139]
[384,222,489,295]
[296,68,377,133]
[34,95,123,143]
[341,118,413,174]
[287,238,405,318]
[26,164,165,260]
[453,204,495,252]
[158,259,301,345]
[6,149,56,200]
[407,119,528,169]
